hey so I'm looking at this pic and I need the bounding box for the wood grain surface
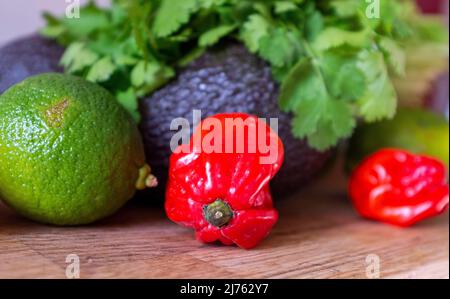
[0,166,448,279]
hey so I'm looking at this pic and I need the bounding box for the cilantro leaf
[117,88,140,121]
[307,100,355,150]
[329,0,361,18]
[321,48,366,101]
[378,37,406,76]
[86,56,116,82]
[240,14,270,53]
[40,13,65,39]
[199,24,237,47]
[153,0,199,38]
[357,50,397,122]
[131,61,175,96]
[280,57,355,150]
[279,57,324,113]
[131,61,159,88]
[59,42,84,68]
[312,28,371,51]
[60,42,99,73]
[304,11,324,41]
[274,1,299,14]
[259,28,302,67]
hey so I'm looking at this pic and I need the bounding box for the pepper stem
[203,199,233,227]
[136,164,158,190]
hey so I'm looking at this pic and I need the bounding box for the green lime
[0,73,156,225]
[347,108,449,173]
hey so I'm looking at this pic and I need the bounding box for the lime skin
[347,108,449,173]
[0,73,150,225]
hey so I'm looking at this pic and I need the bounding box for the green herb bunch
[42,0,448,150]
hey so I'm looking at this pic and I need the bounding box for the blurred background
[0,0,448,114]
[0,1,448,45]
[0,1,108,46]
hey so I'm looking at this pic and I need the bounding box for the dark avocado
[139,42,333,198]
[0,34,64,94]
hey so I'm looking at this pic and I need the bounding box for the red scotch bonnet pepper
[349,149,449,227]
[165,113,284,249]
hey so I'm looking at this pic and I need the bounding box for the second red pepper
[349,149,449,227]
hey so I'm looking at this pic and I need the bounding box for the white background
[0,0,110,46]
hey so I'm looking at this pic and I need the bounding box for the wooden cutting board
[0,165,448,279]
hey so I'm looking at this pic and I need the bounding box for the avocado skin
[0,35,64,94]
[139,42,333,198]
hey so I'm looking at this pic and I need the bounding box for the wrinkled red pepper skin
[349,149,449,227]
[165,113,284,249]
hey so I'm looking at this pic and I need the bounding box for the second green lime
[347,108,449,172]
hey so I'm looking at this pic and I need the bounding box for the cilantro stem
[300,39,332,98]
